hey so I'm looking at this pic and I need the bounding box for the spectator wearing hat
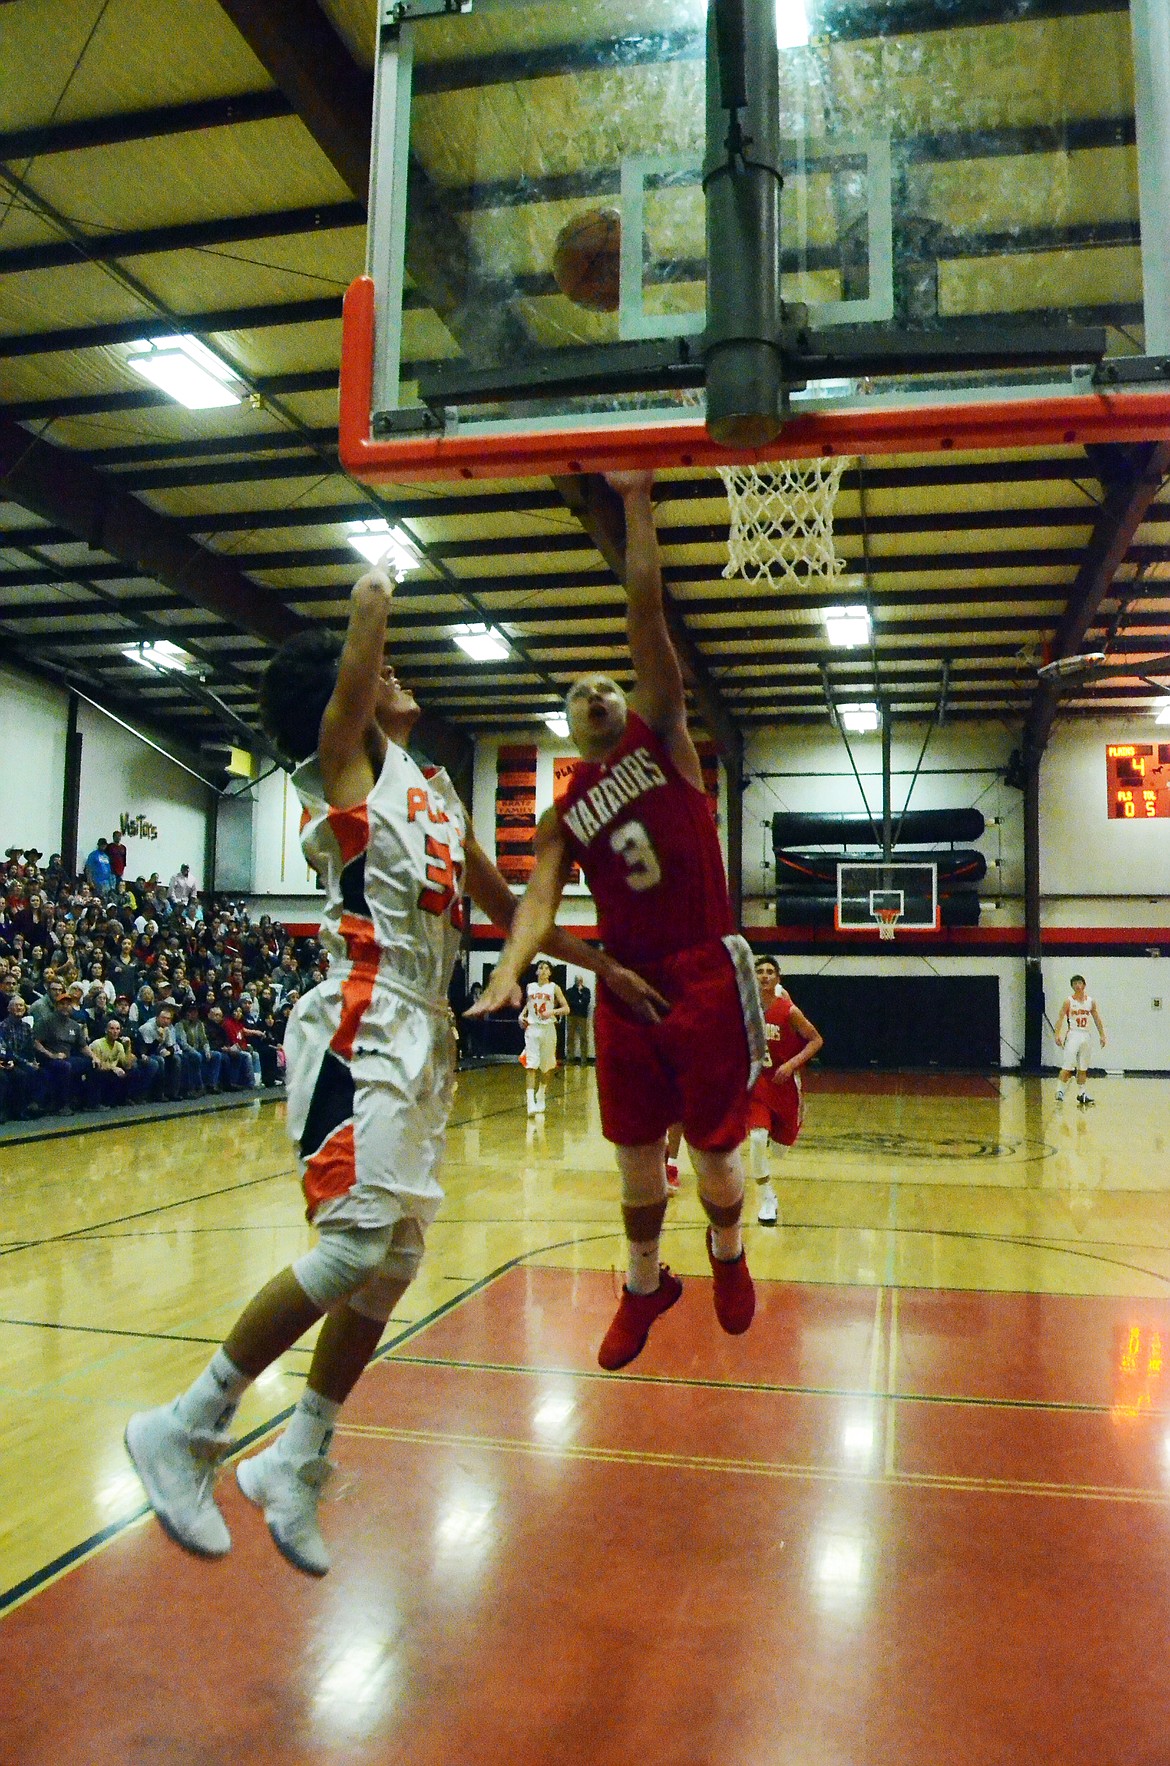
[84,838,114,899]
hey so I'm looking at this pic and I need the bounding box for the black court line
[0,1316,312,1351]
[387,1350,1167,1420]
[0,1165,299,1260]
[0,1236,583,1616]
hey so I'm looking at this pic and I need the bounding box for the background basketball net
[719,458,853,587]
[875,907,902,941]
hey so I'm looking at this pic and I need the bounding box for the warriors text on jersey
[556,711,731,967]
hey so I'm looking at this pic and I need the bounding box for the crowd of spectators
[0,839,326,1125]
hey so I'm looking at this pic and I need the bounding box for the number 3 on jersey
[419,833,465,925]
[610,819,661,891]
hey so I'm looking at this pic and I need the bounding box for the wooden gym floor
[3,1063,1170,1764]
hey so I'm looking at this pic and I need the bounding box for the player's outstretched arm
[605,472,703,787]
[318,566,395,803]
[466,810,571,1014]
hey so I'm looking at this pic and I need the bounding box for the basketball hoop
[874,907,902,941]
[718,457,853,587]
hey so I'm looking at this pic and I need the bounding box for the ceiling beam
[0,417,305,645]
[0,297,342,360]
[0,202,363,277]
[1024,440,1170,762]
[0,91,292,160]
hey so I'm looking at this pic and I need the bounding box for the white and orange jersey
[524,981,558,1023]
[1067,993,1095,1033]
[293,743,466,1006]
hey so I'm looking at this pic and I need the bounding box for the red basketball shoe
[706,1229,755,1335]
[597,1267,683,1370]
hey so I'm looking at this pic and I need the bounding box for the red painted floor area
[7,1271,1170,1766]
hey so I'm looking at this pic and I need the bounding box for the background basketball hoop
[874,906,902,941]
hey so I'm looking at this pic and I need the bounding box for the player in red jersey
[749,956,823,1225]
[470,471,766,1369]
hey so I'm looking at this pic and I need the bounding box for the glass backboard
[340,0,1170,482]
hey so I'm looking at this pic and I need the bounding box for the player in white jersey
[1054,974,1106,1107]
[126,565,665,1577]
[519,960,569,1113]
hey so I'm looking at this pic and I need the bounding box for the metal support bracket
[382,0,469,28]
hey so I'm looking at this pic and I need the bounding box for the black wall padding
[772,808,985,849]
[784,975,1000,1068]
[775,892,981,927]
[775,849,987,891]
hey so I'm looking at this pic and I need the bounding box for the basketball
[551,208,622,312]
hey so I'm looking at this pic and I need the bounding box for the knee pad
[616,1143,669,1208]
[292,1222,398,1311]
[348,1218,427,1321]
[691,1146,745,1209]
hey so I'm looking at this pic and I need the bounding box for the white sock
[278,1388,341,1465]
[709,1223,744,1262]
[1055,1086,1065,1099]
[748,1127,769,1182]
[626,1238,661,1294]
[173,1348,250,1433]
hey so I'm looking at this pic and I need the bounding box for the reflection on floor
[4,1066,1170,1763]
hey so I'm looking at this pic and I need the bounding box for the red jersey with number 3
[292,743,465,1004]
[557,711,731,967]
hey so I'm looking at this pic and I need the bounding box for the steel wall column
[1022,754,1044,1072]
[61,692,82,876]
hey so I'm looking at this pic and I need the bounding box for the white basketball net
[719,457,852,587]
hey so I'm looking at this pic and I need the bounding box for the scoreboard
[1106,743,1170,818]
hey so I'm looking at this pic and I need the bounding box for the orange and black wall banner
[495,744,537,883]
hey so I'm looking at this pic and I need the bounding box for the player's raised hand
[601,960,671,1024]
[465,973,522,1017]
[354,561,396,602]
[604,470,655,500]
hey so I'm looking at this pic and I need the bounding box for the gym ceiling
[1,0,1168,783]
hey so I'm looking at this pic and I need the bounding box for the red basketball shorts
[746,1072,803,1146]
[593,936,763,1151]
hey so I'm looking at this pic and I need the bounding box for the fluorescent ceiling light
[126,335,241,409]
[346,518,423,575]
[776,0,810,48]
[1155,703,1170,725]
[452,623,510,662]
[121,640,196,675]
[839,701,880,733]
[823,605,871,649]
[544,713,570,738]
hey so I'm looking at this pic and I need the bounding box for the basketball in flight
[551,207,622,312]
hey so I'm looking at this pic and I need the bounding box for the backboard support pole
[704,0,784,447]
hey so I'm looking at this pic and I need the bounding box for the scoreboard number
[1106,743,1170,819]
